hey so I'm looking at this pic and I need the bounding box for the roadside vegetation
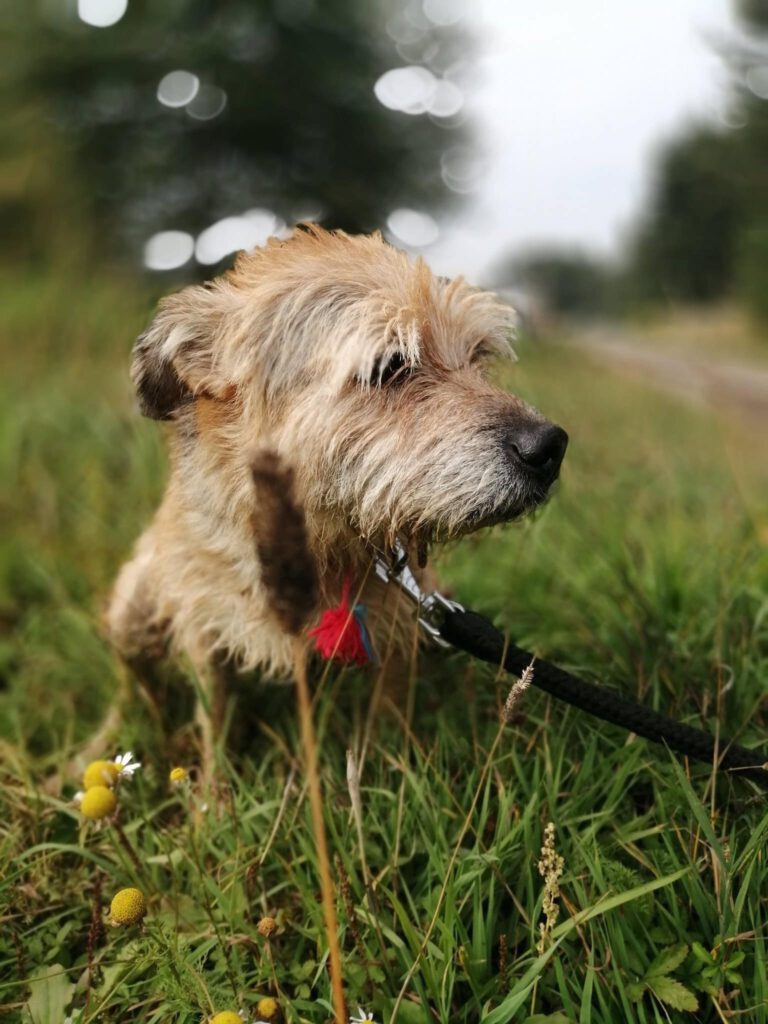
[1,274,767,1023]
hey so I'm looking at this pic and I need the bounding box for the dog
[105,226,567,761]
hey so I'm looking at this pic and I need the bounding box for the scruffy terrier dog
[105,226,567,758]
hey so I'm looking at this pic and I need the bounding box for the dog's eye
[372,351,413,387]
[470,341,494,363]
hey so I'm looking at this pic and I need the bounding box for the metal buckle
[372,538,463,648]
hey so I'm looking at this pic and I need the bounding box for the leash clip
[373,539,463,648]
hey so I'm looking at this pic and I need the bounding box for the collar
[371,538,463,648]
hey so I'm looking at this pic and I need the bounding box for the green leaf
[626,981,647,1003]
[665,758,726,867]
[484,869,690,1024]
[691,942,713,965]
[647,944,689,978]
[396,1003,433,1024]
[145,847,186,866]
[551,867,690,938]
[651,976,699,1012]
[24,964,74,1024]
[523,1014,574,1023]
[481,948,560,1023]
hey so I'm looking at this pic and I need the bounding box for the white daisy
[113,751,142,779]
[349,1010,377,1023]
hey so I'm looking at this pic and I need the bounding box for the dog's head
[132,226,567,550]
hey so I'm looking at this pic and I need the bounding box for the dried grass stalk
[248,451,346,1021]
[503,658,535,722]
[250,450,318,636]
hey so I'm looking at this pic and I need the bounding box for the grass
[614,304,768,363]
[1,270,768,1024]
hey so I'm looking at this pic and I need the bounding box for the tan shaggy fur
[106,226,563,701]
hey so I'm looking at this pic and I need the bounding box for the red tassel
[308,576,371,666]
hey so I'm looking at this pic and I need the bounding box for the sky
[86,0,740,280]
[425,0,736,280]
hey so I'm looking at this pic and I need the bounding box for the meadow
[1,270,767,1024]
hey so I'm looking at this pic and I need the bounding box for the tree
[493,248,615,319]
[736,0,768,31]
[627,127,741,305]
[1,0,468,275]
[622,1,768,325]
[726,2,768,324]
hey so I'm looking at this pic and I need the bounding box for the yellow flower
[210,1014,243,1024]
[80,785,117,819]
[109,887,147,926]
[256,916,277,938]
[83,760,120,790]
[169,766,189,785]
[256,997,279,1020]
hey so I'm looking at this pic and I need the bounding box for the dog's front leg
[189,648,228,785]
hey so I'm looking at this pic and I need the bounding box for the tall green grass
[1,272,767,1023]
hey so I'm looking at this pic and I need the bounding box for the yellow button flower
[109,887,147,926]
[83,760,120,790]
[169,766,188,785]
[210,1013,243,1024]
[256,916,277,938]
[80,785,117,819]
[256,996,279,1020]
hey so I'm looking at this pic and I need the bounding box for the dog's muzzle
[505,421,568,486]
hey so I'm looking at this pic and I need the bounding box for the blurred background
[1,0,767,748]
[4,10,768,1019]
[3,0,768,324]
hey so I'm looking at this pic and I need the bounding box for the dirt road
[563,325,768,427]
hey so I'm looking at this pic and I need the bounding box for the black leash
[440,606,768,788]
[373,543,768,789]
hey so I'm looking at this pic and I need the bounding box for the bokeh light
[746,65,768,100]
[374,66,436,115]
[195,209,282,265]
[427,79,464,118]
[440,146,484,194]
[422,0,465,27]
[373,66,463,118]
[77,0,128,28]
[386,208,439,247]
[292,203,325,223]
[143,231,195,271]
[186,85,228,121]
[157,70,200,109]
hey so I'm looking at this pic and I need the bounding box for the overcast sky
[426,0,736,280]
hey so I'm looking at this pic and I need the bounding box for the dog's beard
[308,445,558,551]
[461,481,555,533]
[285,386,562,553]
[427,468,557,540]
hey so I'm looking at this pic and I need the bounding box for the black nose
[508,422,568,480]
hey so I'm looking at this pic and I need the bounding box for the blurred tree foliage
[626,127,742,304]
[625,2,768,326]
[492,249,617,320]
[492,1,768,331]
[729,1,768,325]
[0,0,466,275]
[737,0,768,31]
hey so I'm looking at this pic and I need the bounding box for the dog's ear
[131,284,233,420]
